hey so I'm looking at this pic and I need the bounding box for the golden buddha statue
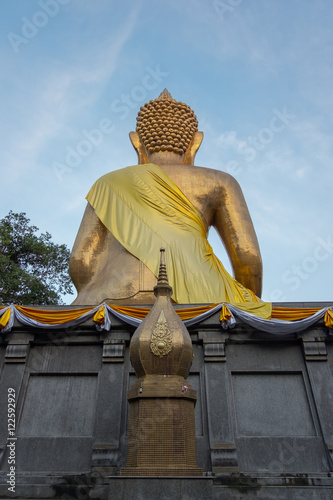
[69,89,262,305]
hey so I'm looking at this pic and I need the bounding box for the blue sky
[1,0,333,304]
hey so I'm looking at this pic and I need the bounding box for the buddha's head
[130,89,203,165]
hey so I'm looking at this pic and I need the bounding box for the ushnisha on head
[137,89,198,156]
[129,89,203,166]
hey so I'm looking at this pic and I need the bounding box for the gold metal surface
[121,250,201,477]
[69,90,262,304]
[150,310,173,357]
[129,249,193,379]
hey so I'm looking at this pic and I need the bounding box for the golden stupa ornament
[150,310,172,357]
[121,248,202,477]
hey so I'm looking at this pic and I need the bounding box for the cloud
[216,130,246,151]
[1,7,140,187]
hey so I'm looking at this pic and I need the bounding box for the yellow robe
[86,163,270,317]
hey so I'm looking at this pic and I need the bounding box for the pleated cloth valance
[1,303,332,336]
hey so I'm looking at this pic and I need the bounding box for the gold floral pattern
[150,310,172,357]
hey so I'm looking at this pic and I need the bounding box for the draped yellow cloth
[271,307,321,321]
[324,308,333,328]
[17,303,329,325]
[109,304,331,323]
[0,308,11,329]
[110,303,220,320]
[86,163,267,314]
[1,304,332,329]
[15,305,94,324]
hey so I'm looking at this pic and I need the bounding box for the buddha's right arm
[69,203,108,290]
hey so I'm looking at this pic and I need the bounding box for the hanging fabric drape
[0,304,111,333]
[1,303,332,336]
[86,163,261,305]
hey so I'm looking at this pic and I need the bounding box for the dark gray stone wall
[0,302,332,498]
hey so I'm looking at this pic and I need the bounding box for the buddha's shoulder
[177,164,241,189]
[193,164,236,178]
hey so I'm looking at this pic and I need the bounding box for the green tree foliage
[0,211,73,305]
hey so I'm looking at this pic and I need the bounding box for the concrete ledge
[109,475,333,500]
[1,472,333,499]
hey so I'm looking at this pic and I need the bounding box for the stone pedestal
[121,376,201,476]
[0,300,332,499]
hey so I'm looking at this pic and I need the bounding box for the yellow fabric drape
[108,304,150,319]
[93,305,106,325]
[271,307,321,321]
[234,302,272,319]
[86,163,261,307]
[220,304,232,322]
[0,308,11,329]
[15,305,94,324]
[109,303,220,321]
[0,304,332,330]
[109,302,272,320]
[175,304,220,320]
[324,308,333,328]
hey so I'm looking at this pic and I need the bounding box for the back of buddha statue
[69,90,262,305]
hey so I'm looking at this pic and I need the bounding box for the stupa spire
[154,248,172,297]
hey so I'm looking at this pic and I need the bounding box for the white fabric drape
[107,303,332,335]
[0,304,111,333]
[1,303,332,336]
[224,304,331,334]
